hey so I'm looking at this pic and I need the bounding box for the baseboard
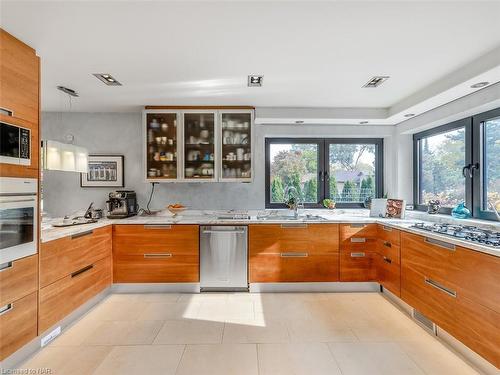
[1,287,112,370]
[111,283,201,293]
[381,288,498,375]
[249,282,380,293]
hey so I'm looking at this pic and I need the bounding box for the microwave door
[0,197,37,264]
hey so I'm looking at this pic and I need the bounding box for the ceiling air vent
[363,76,390,88]
[93,73,122,86]
[57,86,79,97]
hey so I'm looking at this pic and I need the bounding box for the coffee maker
[106,190,138,219]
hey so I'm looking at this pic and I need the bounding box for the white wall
[41,112,395,217]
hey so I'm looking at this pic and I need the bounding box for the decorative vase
[451,202,472,219]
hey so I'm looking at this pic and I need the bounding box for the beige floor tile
[196,300,255,322]
[223,318,290,343]
[134,293,181,303]
[258,343,342,375]
[399,337,480,375]
[176,344,258,375]
[93,345,185,375]
[328,342,425,375]
[85,301,144,321]
[19,346,111,375]
[49,317,102,346]
[178,293,229,303]
[137,301,201,320]
[153,319,224,344]
[83,320,163,346]
[287,318,357,343]
[104,293,139,303]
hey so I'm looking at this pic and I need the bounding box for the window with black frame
[413,107,500,220]
[265,138,383,208]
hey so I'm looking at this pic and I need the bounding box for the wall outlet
[41,326,61,347]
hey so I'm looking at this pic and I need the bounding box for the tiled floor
[17,292,480,375]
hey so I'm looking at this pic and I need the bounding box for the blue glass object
[451,202,472,219]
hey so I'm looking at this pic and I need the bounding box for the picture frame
[80,155,124,187]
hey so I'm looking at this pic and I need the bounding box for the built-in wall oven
[0,177,38,264]
[0,121,31,166]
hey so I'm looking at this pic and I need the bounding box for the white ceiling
[1,1,500,124]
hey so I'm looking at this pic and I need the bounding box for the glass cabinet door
[145,112,178,180]
[183,112,216,180]
[220,112,252,181]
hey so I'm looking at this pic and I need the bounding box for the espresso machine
[106,190,138,219]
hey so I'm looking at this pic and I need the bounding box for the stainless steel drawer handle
[383,241,392,248]
[280,223,308,228]
[350,252,366,258]
[424,277,457,298]
[144,253,172,258]
[424,237,456,251]
[202,230,246,234]
[280,252,308,258]
[383,256,392,264]
[71,264,94,278]
[349,223,366,228]
[0,303,13,316]
[0,261,13,272]
[71,230,94,240]
[144,224,172,229]
[0,107,13,117]
[350,238,366,243]
[382,226,393,232]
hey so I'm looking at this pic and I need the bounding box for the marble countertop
[41,209,500,257]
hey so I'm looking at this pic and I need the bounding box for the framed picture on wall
[80,155,124,187]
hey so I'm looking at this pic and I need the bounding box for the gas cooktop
[411,222,500,247]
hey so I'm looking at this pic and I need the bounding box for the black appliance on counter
[106,190,138,219]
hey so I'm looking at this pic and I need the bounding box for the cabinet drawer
[0,291,37,361]
[0,255,38,306]
[377,240,400,264]
[401,265,456,335]
[377,254,400,296]
[377,225,400,245]
[40,226,111,287]
[249,253,339,282]
[339,223,377,242]
[39,256,111,332]
[249,224,339,255]
[113,224,199,256]
[340,249,377,281]
[0,30,39,125]
[113,253,199,283]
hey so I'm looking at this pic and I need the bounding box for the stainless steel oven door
[0,195,37,263]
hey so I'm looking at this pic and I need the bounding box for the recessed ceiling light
[295,120,304,124]
[248,75,263,87]
[93,73,122,86]
[359,121,369,125]
[57,86,79,97]
[362,76,390,88]
[404,113,415,118]
[470,82,489,89]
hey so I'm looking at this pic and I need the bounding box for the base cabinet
[339,224,378,281]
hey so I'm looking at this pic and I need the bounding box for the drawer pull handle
[144,253,172,258]
[350,237,366,243]
[383,241,392,248]
[349,223,366,228]
[144,224,172,229]
[383,256,392,264]
[0,261,13,272]
[71,230,94,240]
[202,230,246,234]
[424,237,455,251]
[280,252,308,258]
[382,226,392,232]
[0,303,13,316]
[0,107,13,117]
[351,252,365,258]
[71,264,94,278]
[424,277,457,298]
[280,223,308,228]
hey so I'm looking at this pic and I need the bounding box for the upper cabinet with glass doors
[143,107,253,183]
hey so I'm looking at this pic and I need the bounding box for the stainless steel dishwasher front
[200,226,248,291]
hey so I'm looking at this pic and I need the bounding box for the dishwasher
[200,226,248,291]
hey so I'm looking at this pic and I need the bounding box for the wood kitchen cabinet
[376,225,401,296]
[112,224,199,283]
[249,224,339,282]
[339,223,378,281]
[401,232,500,368]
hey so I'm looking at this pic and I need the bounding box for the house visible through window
[265,138,383,208]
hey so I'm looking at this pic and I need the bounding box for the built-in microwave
[0,177,38,264]
[0,121,31,166]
